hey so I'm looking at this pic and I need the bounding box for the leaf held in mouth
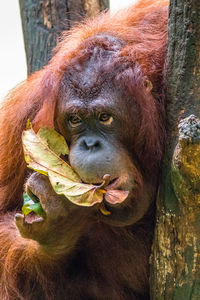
[22,126,129,216]
[22,127,105,208]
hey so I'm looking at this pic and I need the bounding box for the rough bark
[19,0,109,74]
[150,1,200,299]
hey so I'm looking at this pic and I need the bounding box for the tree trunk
[19,0,109,74]
[151,0,200,299]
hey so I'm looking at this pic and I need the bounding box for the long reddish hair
[0,0,168,212]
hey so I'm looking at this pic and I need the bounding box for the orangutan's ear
[144,79,153,92]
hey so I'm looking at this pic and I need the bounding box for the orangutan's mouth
[106,176,129,191]
[91,177,118,187]
[106,177,121,189]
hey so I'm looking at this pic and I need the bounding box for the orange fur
[0,1,169,298]
[0,0,168,211]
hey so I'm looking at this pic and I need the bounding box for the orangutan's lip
[107,174,131,191]
[106,177,122,190]
[89,177,118,187]
[84,176,127,190]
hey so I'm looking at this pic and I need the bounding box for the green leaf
[22,193,45,217]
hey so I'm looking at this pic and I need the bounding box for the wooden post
[151,1,200,299]
[19,0,109,74]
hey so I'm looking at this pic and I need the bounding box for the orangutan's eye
[69,114,82,127]
[98,113,113,125]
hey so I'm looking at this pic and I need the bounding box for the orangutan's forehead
[60,34,125,99]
